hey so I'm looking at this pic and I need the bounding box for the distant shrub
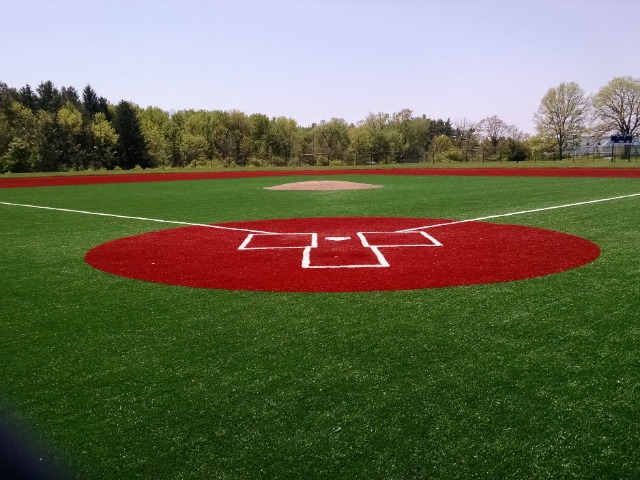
[329,159,345,167]
[187,158,211,168]
[435,149,463,163]
[268,157,288,167]
[247,158,265,167]
[0,156,14,174]
[223,158,239,168]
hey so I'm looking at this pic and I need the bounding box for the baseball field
[1,167,639,478]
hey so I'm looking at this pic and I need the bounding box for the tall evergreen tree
[18,84,37,111]
[82,85,100,118]
[97,97,111,120]
[113,100,147,169]
[60,86,80,108]
[36,80,62,112]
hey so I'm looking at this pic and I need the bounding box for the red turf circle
[84,217,601,292]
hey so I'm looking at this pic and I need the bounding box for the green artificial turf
[1,174,639,479]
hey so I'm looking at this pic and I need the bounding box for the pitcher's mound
[266,180,383,191]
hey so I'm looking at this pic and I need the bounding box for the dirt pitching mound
[265,180,383,191]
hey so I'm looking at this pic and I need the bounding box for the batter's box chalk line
[238,230,442,269]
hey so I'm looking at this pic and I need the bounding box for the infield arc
[85,217,601,292]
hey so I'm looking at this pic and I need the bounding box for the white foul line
[396,192,640,232]
[2,191,639,237]
[0,201,276,234]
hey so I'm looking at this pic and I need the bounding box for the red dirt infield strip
[1,167,640,188]
[85,217,601,292]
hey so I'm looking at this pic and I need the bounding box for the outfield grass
[1,173,639,479]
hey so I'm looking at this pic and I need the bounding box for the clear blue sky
[2,0,639,133]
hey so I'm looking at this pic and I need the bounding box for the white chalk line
[0,201,276,235]
[395,192,640,232]
[2,191,639,238]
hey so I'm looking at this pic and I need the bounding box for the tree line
[0,76,637,173]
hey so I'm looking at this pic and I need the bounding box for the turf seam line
[0,202,277,234]
[395,192,640,232]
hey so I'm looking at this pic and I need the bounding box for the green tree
[17,84,37,112]
[592,76,640,138]
[0,82,18,114]
[226,110,250,165]
[451,118,479,161]
[478,115,515,153]
[1,102,38,172]
[525,134,556,162]
[113,100,147,169]
[34,110,64,171]
[204,110,230,161]
[314,118,350,161]
[431,134,462,162]
[0,82,15,157]
[534,82,589,160]
[0,111,9,159]
[60,86,80,108]
[57,101,86,169]
[390,108,414,160]
[267,117,299,164]
[248,113,270,159]
[412,115,434,161]
[497,137,530,162]
[180,133,208,165]
[2,138,35,172]
[430,118,453,138]
[175,110,220,160]
[385,128,405,162]
[391,109,443,162]
[82,85,101,119]
[359,112,391,163]
[347,125,373,165]
[89,113,119,169]
[36,80,62,112]
[97,97,111,120]
[165,120,182,167]
[138,107,173,168]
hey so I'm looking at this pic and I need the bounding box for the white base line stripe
[395,192,640,232]
[2,191,639,235]
[0,202,276,234]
